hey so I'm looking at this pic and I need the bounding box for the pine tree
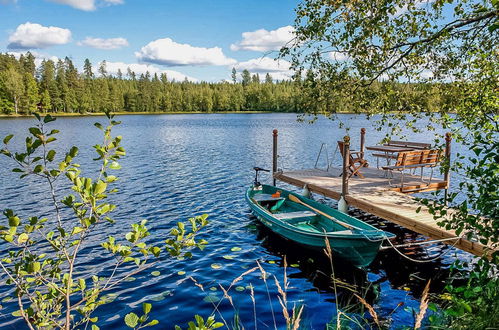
[83,58,94,79]
[252,73,260,84]
[241,70,251,87]
[21,52,36,76]
[265,73,273,84]
[231,67,237,83]
[40,89,51,113]
[98,60,107,78]
[21,72,39,114]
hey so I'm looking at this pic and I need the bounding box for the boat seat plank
[252,194,285,203]
[274,211,316,220]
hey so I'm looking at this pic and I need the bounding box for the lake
[0,113,472,329]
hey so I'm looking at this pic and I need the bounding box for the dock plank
[274,168,496,258]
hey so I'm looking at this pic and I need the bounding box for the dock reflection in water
[0,113,470,329]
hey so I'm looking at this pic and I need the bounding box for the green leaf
[124,313,139,328]
[91,325,100,330]
[3,134,13,144]
[109,161,121,170]
[8,216,20,227]
[69,146,78,158]
[11,310,22,317]
[17,233,29,244]
[47,150,56,162]
[94,180,107,194]
[79,278,86,291]
[29,127,42,136]
[106,175,118,183]
[143,302,152,314]
[32,262,41,273]
[72,227,85,235]
[145,320,159,327]
[33,164,43,173]
[43,114,56,123]
[151,246,161,257]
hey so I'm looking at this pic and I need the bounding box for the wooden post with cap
[272,129,278,186]
[342,135,350,196]
[360,128,366,160]
[444,132,452,203]
[338,135,350,212]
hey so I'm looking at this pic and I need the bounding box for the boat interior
[253,193,350,234]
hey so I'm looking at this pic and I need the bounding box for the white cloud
[328,51,349,61]
[77,37,129,50]
[7,51,59,67]
[234,57,293,80]
[8,22,71,49]
[47,0,123,11]
[393,0,433,17]
[103,61,198,82]
[135,38,236,67]
[231,26,295,52]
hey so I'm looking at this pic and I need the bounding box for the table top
[366,145,415,152]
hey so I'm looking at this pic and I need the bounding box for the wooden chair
[337,141,368,179]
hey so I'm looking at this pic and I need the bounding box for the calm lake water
[0,113,473,329]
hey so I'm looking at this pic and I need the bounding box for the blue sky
[0,0,300,81]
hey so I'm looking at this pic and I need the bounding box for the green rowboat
[246,184,394,268]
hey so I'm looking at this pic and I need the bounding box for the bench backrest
[421,149,442,164]
[395,149,442,167]
[385,140,431,150]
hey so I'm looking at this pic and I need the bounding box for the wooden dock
[274,167,496,258]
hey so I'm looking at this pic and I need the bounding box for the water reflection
[0,113,471,329]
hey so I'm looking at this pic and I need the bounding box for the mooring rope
[382,234,464,263]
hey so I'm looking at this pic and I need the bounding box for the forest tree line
[0,52,460,115]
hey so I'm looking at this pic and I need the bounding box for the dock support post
[444,132,451,204]
[339,135,350,213]
[360,128,366,159]
[272,129,278,186]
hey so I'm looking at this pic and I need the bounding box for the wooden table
[366,145,415,153]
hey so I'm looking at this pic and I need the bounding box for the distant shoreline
[0,110,281,118]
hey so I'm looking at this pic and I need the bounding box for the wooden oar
[287,194,363,231]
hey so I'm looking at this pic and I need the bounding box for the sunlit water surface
[0,113,473,329]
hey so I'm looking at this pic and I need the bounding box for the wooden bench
[382,149,442,191]
[372,140,431,167]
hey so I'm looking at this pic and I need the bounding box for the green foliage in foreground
[285,0,498,327]
[432,260,499,328]
[0,113,210,329]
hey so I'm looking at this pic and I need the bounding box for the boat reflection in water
[248,204,456,316]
